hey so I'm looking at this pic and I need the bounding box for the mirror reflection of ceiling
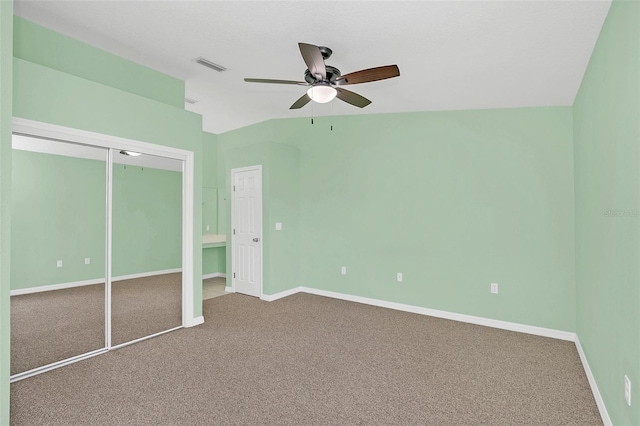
[12,134,183,172]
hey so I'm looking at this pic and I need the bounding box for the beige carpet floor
[10,293,601,425]
[111,273,182,345]
[10,284,105,375]
[11,273,181,375]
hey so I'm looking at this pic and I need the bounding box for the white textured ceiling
[15,1,611,134]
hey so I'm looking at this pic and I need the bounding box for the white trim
[12,328,185,382]
[260,287,301,302]
[12,134,183,172]
[11,278,104,296]
[10,348,108,383]
[202,272,226,280]
[109,326,183,350]
[10,268,183,296]
[575,337,612,426]
[181,152,195,328]
[225,287,235,293]
[12,118,190,161]
[230,165,263,297]
[187,316,205,327]
[113,268,182,282]
[106,148,113,349]
[259,286,576,342]
[299,287,576,341]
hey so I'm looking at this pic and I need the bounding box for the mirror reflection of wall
[11,136,186,377]
[10,135,107,375]
[110,152,183,346]
[203,187,217,234]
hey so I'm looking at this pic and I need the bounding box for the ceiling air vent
[194,57,227,72]
[185,98,198,104]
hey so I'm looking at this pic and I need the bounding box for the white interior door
[231,166,263,298]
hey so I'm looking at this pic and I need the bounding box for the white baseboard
[261,287,301,302]
[114,268,182,282]
[224,287,235,293]
[203,272,226,280]
[11,268,183,296]
[298,287,576,341]
[259,286,576,342]
[11,278,103,296]
[185,316,205,327]
[575,337,612,425]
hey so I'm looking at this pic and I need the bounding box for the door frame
[230,165,264,298]
[12,117,197,329]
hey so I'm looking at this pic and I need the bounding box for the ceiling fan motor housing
[305,65,341,84]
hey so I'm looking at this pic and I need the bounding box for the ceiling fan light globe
[307,85,337,103]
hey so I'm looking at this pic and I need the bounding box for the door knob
[253,237,260,242]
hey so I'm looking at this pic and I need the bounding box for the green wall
[202,132,218,236]
[203,131,218,189]
[112,164,182,277]
[13,17,184,108]
[202,131,225,276]
[0,0,13,423]
[299,109,575,331]
[218,107,576,331]
[202,132,219,235]
[11,150,106,289]
[203,247,226,275]
[573,1,640,424]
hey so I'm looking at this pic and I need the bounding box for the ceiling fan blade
[336,65,400,85]
[298,43,326,80]
[290,93,312,110]
[335,87,371,108]
[244,78,308,86]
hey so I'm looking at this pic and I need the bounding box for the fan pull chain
[331,101,334,131]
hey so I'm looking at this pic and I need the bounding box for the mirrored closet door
[10,135,107,376]
[10,126,190,381]
[110,151,183,346]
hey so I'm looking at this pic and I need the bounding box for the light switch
[275,222,282,231]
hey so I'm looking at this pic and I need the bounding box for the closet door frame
[11,118,197,380]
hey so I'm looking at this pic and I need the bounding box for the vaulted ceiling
[15,0,611,134]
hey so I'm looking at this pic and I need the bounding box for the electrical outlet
[397,272,403,282]
[84,258,90,265]
[275,222,282,231]
[341,266,347,275]
[56,260,63,268]
[625,375,631,406]
[491,283,499,294]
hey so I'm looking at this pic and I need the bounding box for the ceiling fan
[244,43,400,110]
